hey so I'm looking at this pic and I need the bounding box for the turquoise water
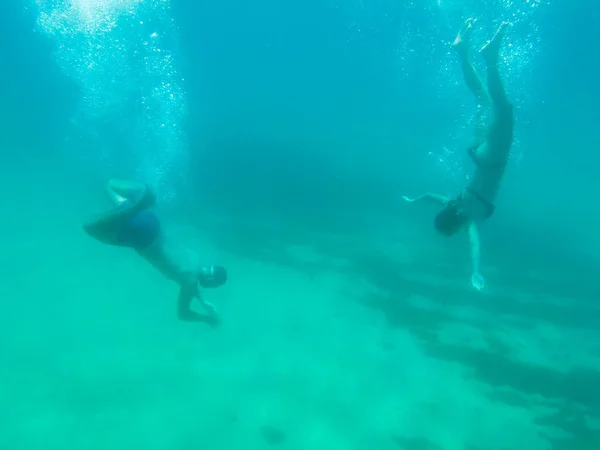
[1,0,599,449]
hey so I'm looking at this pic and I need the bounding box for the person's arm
[177,278,219,325]
[403,193,450,205]
[196,290,218,318]
[468,221,485,291]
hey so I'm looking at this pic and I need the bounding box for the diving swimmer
[403,20,514,291]
[83,180,226,325]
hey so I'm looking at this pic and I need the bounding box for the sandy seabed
[1,172,599,450]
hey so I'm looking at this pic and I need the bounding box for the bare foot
[453,18,477,50]
[480,21,511,63]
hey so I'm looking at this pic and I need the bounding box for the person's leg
[83,181,156,246]
[480,22,514,153]
[481,22,511,111]
[453,18,489,106]
[454,18,491,142]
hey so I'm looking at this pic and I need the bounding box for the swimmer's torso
[467,104,513,204]
[467,160,506,203]
[461,139,510,220]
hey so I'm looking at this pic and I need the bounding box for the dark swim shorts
[117,209,161,250]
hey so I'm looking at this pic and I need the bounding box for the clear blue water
[1,0,599,448]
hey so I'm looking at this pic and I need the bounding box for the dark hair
[434,203,468,236]
[198,265,228,288]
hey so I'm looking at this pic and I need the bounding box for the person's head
[198,265,228,288]
[434,201,469,236]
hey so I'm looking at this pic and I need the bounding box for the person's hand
[203,301,218,316]
[471,272,485,291]
[197,311,221,328]
[402,195,415,203]
[206,313,221,328]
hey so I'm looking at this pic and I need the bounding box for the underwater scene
[1,0,599,449]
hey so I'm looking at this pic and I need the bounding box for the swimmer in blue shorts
[84,180,226,325]
[403,20,513,291]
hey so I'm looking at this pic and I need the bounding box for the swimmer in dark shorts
[402,20,514,291]
[84,180,226,325]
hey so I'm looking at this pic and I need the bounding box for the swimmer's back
[136,232,202,286]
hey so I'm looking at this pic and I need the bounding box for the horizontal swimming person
[84,179,226,325]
